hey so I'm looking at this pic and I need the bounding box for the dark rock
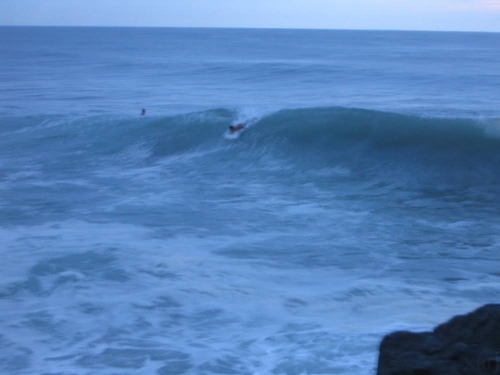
[377,304,500,375]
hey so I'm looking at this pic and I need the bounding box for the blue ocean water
[1,26,500,375]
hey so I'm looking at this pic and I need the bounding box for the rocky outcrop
[377,304,500,375]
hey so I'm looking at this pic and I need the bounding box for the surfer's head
[229,125,236,133]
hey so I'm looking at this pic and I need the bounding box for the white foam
[1,207,498,374]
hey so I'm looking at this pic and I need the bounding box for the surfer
[229,123,245,133]
[141,108,146,116]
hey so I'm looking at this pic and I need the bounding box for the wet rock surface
[377,304,500,375]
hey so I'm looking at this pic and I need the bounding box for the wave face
[2,107,500,227]
[5,107,499,167]
[243,107,500,153]
[5,106,499,157]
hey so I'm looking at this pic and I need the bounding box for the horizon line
[0,24,498,34]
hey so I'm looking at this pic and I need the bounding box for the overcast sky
[1,0,499,32]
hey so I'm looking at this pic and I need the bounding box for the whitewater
[1,27,500,375]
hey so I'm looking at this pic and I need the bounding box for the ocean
[1,26,499,375]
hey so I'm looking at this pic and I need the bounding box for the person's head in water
[141,109,146,116]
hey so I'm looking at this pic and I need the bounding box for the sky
[1,0,499,32]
